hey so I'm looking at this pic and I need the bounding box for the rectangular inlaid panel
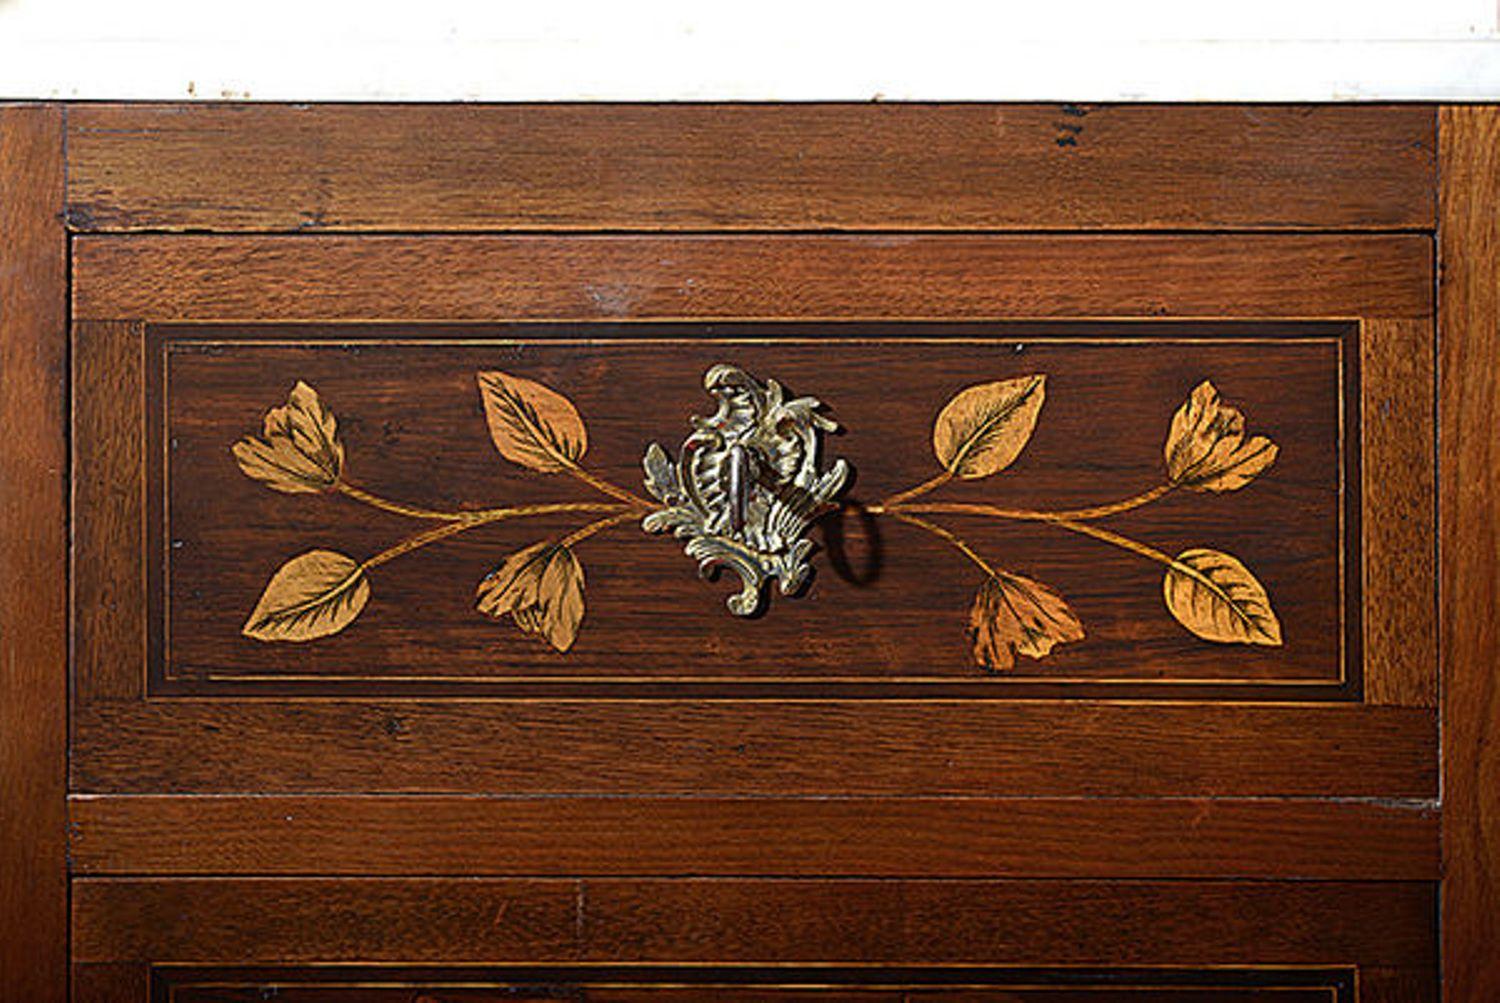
[131,321,1355,699]
[152,967,1353,1002]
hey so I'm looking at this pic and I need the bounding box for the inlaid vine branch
[867,375,1283,670]
[232,369,1283,671]
[233,375,657,652]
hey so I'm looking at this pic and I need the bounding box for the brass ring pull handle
[641,365,851,616]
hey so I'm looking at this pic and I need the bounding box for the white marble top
[2,0,1498,101]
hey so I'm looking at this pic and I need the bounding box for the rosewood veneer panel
[141,328,1351,697]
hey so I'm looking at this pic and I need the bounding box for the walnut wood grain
[1360,318,1436,705]
[66,794,1438,880]
[71,878,1435,967]
[71,701,1434,797]
[70,234,1433,323]
[73,321,147,702]
[63,104,1436,233]
[0,104,68,1003]
[1360,968,1439,1003]
[69,963,145,1003]
[1438,105,1500,1002]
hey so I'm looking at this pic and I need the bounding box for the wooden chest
[2,103,1496,1001]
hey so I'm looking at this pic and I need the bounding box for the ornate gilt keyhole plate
[640,365,851,615]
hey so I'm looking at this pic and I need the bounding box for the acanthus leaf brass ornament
[641,364,852,615]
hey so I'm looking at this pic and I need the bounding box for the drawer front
[53,107,1445,1001]
[70,234,1435,797]
[149,323,1351,698]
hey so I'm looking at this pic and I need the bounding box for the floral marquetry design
[232,366,1283,670]
[870,375,1285,668]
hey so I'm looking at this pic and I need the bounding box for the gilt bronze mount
[640,365,851,615]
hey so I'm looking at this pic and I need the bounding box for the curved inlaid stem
[883,496,1180,578]
[359,501,639,571]
[361,519,478,570]
[878,470,954,509]
[887,510,997,579]
[872,483,1174,522]
[340,473,658,523]
[1045,517,1178,569]
[558,510,642,548]
[336,482,480,521]
[560,459,658,510]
